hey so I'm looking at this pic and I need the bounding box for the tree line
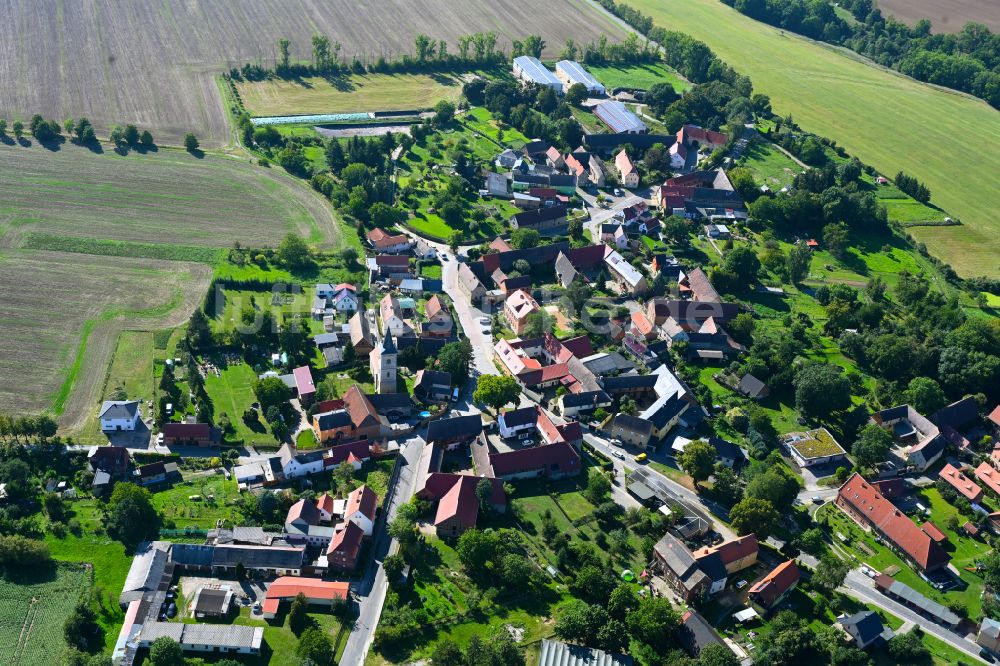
[722,0,1000,109]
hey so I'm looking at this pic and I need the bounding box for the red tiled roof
[939,463,983,502]
[565,154,586,176]
[631,310,655,337]
[748,559,799,607]
[322,440,372,467]
[286,498,321,526]
[489,237,512,253]
[963,521,980,536]
[559,334,595,358]
[374,254,410,267]
[678,124,727,147]
[556,421,583,444]
[693,534,758,566]
[975,463,1000,497]
[989,405,1000,428]
[837,473,949,571]
[529,187,558,199]
[266,576,349,602]
[315,399,345,413]
[343,385,379,429]
[316,493,334,515]
[921,521,947,543]
[434,476,479,530]
[346,485,377,521]
[425,295,446,320]
[326,520,364,559]
[615,149,637,177]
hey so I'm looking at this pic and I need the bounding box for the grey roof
[885,580,960,626]
[500,406,538,428]
[931,397,979,429]
[981,617,1000,640]
[841,611,885,644]
[316,409,352,431]
[679,611,727,657]
[738,373,767,397]
[211,544,305,570]
[580,352,635,376]
[193,587,231,613]
[119,541,171,605]
[696,550,727,583]
[538,638,633,666]
[627,480,656,501]
[170,543,215,568]
[366,392,415,414]
[654,533,708,592]
[99,400,139,420]
[427,414,483,442]
[561,390,612,409]
[594,101,646,134]
[314,332,341,346]
[140,622,263,650]
[513,56,561,87]
[601,373,658,392]
[555,60,605,92]
[613,414,653,436]
[378,333,397,355]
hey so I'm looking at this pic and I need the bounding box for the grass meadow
[630,0,1000,277]
[0,143,341,249]
[586,62,691,93]
[237,72,465,116]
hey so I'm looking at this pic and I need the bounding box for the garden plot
[0,564,89,666]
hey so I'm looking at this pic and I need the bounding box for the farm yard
[629,0,1000,278]
[0,143,341,250]
[875,0,1000,33]
[0,249,211,429]
[0,0,625,146]
[236,72,466,117]
[0,563,90,666]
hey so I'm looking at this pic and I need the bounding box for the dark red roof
[323,440,372,467]
[161,422,210,438]
[488,441,581,477]
[921,521,947,543]
[326,520,364,560]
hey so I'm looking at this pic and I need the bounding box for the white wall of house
[345,512,374,536]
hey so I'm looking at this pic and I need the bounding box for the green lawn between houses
[585,62,691,93]
[203,361,276,447]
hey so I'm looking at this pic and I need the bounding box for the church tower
[371,334,397,394]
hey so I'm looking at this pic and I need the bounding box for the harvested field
[875,0,1000,33]
[0,249,212,428]
[237,72,464,117]
[0,564,89,666]
[0,0,626,146]
[629,0,1000,277]
[0,143,340,249]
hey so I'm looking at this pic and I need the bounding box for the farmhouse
[652,533,713,602]
[594,101,647,134]
[413,369,451,403]
[693,534,758,574]
[510,204,568,233]
[472,435,582,482]
[503,289,540,335]
[836,474,949,572]
[292,365,316,405]
[670,125,728,170]
[975,462,1000,498]
[325,520,365,571]
[422,295,453,338]
[604,247,648,295]
[748,559,800,611]
[614,149,640,188]
[554,60,605,94]
[313,385,387,443]
[100,400,140,431]
[261,577,349,620]
[610,414,654,449]
[366,228,412,254]
[869,405,945,472]
[348,311,374,355]
[160,422,220,447]
[512,56,562,92]
[559,389,612,419]
[427,414,484,449]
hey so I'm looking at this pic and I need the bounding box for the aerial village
[6,42,1000,666]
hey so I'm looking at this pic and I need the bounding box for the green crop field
[629,0,1000,277]
[0,143,342,249]
[0,564,90,666]
[0,249,212,430]
[237,72,465,116]
[586,62,691,92]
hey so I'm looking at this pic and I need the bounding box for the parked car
[479,316,491,325]
[634,452,647,462]
[811,496,823,504]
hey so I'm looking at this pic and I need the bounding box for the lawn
[420,263,442,279]
[0,563,91,666]
[737,139,802,189]
[151,472,242,530]
[585,62,691,93]
[203,361,276,446]
[231,605,348,665]
[104,331,155,405]
[629,0,1000,277]
[235,72,465,117]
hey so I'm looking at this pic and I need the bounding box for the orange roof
[326,520,364,559]
[975,463,1000,497]
[989,405,1000,427]
[316,493,334,514]
[262,598,280,614]
[694,534,758,566]
[837,473,949,571]
[266,576,350,602]
[630,310,655,337]
[615,149,637,177]
[921,521,947,543]
[939,463,983,502]
[434,476,478,529]
[425,295,446,320]
[748,559,799,607]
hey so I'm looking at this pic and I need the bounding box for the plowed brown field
[0,0,625,146]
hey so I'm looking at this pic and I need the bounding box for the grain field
[875,0,1000,33]
[0,0,626,146]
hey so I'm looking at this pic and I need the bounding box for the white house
[99,400,140,431]
[331,286,359,312]
[485,171,509,197]
[498,406,538,439]
[278,444,326,479]
[343,485,377,536]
